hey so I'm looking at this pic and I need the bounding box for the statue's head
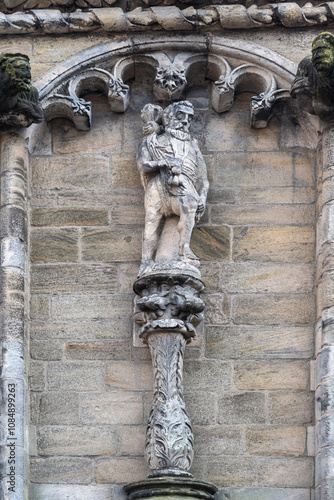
[0,53,32,92]
[162,101,194,133]
[312,32,334,76]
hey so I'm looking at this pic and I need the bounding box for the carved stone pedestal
[124,477,217,500]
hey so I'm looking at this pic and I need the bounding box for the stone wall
[0,23,325,500]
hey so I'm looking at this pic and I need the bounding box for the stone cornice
[0,2,333,35]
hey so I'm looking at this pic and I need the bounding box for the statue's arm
[137,139,167,175]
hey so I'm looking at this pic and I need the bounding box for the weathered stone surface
[205,456,259,487]
[206,325,313,359]
[234,360,309,390]
[0,267,24,294]
[30,457,93,483]
[31,264,117,294]
[52,97,122,154]
[30,295,50,320]
[230,488,312,499]
[184,360,232,391]
[258,457,314,488]
[30,319,128,340]
[117,425,146,456]
[190,226,230,261]
[80,393,143,425]
[194,425,243,456]
[36,392,80,425]
[111,155,141,188]
[30,228,79,262]
[239,187,315,205]
[0,205,26,240]
[268,391,314,425]
[233,294,315,325]
[233,226,314,263]
[218,392,266,425]
[81,227,142,262]
[111,205,145,225]
[205,110,279,153]
[37,426,118,455]
[48,362,102,391]
[51,293,132,320]
[204,293,230,324]
[221,262,313,294]
[29,361,45,392]
[30,340,63,360]
[30,484,113,500]
[211,204,314,226]
[246,426,306,456]
[215,152,314,188]
[65,340,130,360]
[31,208,109,226]
[104,361,152,391]
[31,155,109,191]
[95,457,149,484]
[185,390,218,426]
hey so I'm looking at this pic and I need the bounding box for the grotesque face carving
[0,53,32,93]
[155,64,187,92]
[312,32,334,76]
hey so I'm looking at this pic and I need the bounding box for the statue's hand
[143,121,160,136]
[195,200,206,222]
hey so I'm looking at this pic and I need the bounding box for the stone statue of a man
[137,101,209,274]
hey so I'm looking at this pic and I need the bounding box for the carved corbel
[43,67,130,130]
[212,63,277,114]
[251,88,290,129]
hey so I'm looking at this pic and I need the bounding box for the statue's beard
[166,127,190,141]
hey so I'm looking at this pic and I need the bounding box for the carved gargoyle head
[154,64,187,101]
[312,32,334,78]
[0,53,32,96]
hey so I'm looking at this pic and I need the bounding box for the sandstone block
[184,360,232,391]
[104,361,153,391]
[233,226,315,263]
[51,294,132,321]
[258,457,314,488]
[246,426,306,456]
[204,293,230,324]
[211,204,314,226]
[81,227,142,262]
[215,151,312,188]
[207,188,236,204]
[30,340,63,360]
[190,226,231,261]
[30,457,92,483]
[52,96,122,154]
[48,362,102,391]
[31,208,109,227]
[30,484,113,500]
[117,425,146,455]
[234,360,309,390]
[79,393,143,425]
[31,264,117,294]
[230,488,311,499]
[206,326,313,359]
[194,425,243,456]
[37,426,118,456]
[37,392,80,425]
[239,187,315,205]
[31,155,109,192]
[111,155,141,188]
[0,205,26,241]
[205,110,279,153]
[221,262,313,294]
[30,319,128,340]
[65,340,130,360]
[268,391,314,425]
[1,169,26,209]
[218,392,266,425]
[29,361,45,392]
[233,294,315,325]
[205,456,259,487]
[0,267,24,294]
[30,228,79,262]
[30,295,50,320]
[111,205,145,225]
[185,390,218,426]
[95,457,149,484]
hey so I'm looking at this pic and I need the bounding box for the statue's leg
[176,197,198,260]
[142,206,162,264]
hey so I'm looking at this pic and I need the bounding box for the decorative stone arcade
[0,34,322,499]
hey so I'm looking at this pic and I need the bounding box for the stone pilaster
[0,132,28,500]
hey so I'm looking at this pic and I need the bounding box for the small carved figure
[137,101,209,275]
[291,32,334,122]
[154,64,187,101]
[0,53,43,125]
